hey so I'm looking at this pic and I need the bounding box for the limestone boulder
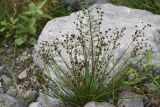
[33,3,160,73]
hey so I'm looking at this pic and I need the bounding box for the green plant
[81,0,92,8]
[143,49,160,96]
[129,49,160,97]
[0,0,16,20]
[35,8,152,106]
[0,17,18,38]
[0,0,52,46]
[15,0,52,46]
[110,0,160,14]
[150,74,160,95]
[50,1,74,17]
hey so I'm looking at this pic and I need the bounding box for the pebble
[0,75,11,85]
[117,90,144,107]
[84,101,115,107]
[18,68,29,80]
[29,102,42,107]
[6,87,17,97]
[23,89,38,102]
[37,92,61,107]
[0,66,4,72]
[3,94,28,107]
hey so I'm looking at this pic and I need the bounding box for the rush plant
[34,7,152,106]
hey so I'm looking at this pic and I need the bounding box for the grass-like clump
[34,7,152,106]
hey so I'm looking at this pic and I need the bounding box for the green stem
[9,44,18,94]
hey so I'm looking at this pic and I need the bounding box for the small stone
[0,103,4,107]
[0,66,4,72]
[84,101,115,107]
[7,87,38,103]
[16,51,31,62]
[23,89,38,102]
[30,64,36,70]
[29,102,42,107]
[0,83,3,93]
[6,48,12,54]
[117,91,144,107]
[37,92,61,107]
[3,94,28,107]
[6,87,17,97]
[1,75,11,85]
[18,69,29,80]
[0,93,4,102]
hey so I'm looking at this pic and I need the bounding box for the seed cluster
[131,24,152,58]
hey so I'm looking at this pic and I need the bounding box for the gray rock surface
[3,94,28,107]
[0,93,4,102]
[0,75,11,85]
[7,87,38,103]
[0,93,28,107]
[84,101,115,107]
[18,68,29,80]
[33,3,160,77]
[37,92,61,107]
[29,102,42,107]
[6,87,17,97]
[22,89,38,102]
[117,91,144,107]
[0,65,4,72]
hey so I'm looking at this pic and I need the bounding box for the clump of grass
[34,7,152,106]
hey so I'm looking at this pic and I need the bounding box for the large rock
[33,3,160,73]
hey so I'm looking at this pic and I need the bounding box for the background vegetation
[111,0,160,15]
[0,0,75,46]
